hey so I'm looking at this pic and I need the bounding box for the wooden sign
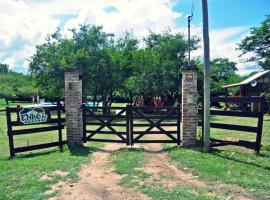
[19,107,48,124]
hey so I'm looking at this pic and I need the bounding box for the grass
[111,148,218,200]
[0,145,102,200]
[0,99,104,200]
[167,114,270,200]
[111,148,151,188]
[167,146,270,199]
[206,115,270,145]
[0,99,270,199]
[110,113,270,199]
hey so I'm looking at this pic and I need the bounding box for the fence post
[6,107,15,156]
[82,106,87,143]
[65,67,83,147]
[126,105,130,146]
[130,105,134,146]
[177,104,181,145]
[57,104,63,151]
[181,65,198,147]
[256,96,265,153]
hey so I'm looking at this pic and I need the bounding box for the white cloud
[0,0,255,75]
[0,0,60,72]
[62,0,181,38]
[0,0,181,72]
[186,25,253,75]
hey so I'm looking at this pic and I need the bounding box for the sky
[0,0,269,74]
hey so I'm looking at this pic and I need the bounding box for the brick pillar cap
[64,67,81,74]
[181,65,198,72]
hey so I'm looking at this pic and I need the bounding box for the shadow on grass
[7,148,61,160]
[6,145,100,160]
[164,144,270,171]
[211,148,270,171]
[69,145,96,157]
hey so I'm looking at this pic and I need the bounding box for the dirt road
[48,138,253,200]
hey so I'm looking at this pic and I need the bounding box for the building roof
[222,70,270,88]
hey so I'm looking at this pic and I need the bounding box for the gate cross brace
[133,108,178,142]
[86,109,127,142]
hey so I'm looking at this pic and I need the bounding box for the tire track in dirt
[49,143,149,200]
[141,141,205,188]
[138,133,254,200]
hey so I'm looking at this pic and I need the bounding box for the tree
[0,63,9,73]
[0,71,37,104]
[128,30,199,105]
[29,25,199,107]
[29,25,118,107]
[197,58,241,97]
[238,15,270,69]
[210,58,241,96]
[109,31,139,103]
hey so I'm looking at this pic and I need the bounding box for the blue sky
[175,0,269,28]
[0,0,269,74]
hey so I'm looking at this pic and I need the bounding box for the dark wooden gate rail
[6,105,66,156]
[198,96,265,153]
[82,106,129,144]
[82,105,181,145]
[131,106,181,145]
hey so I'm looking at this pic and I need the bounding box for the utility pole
[188,14,193,66]
[202,0,210,151]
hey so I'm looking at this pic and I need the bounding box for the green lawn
[0,99,269,200]
[0,100,104,200]
[167,114,270,200]
[207,114,270,145]
[111,149,218,200]
[110,114,270,200]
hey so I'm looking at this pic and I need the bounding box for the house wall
[240,73,270,112]
[241,73,270,97]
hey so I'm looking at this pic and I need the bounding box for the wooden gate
[82,105,181,145]
[82,106,129,144]
[130,106,181,145]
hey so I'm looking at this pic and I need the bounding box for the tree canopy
[0,64,37,103]
[28,24,242,106]
[238,15,270,69]
[29,25,199,106]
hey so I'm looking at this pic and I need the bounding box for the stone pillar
[181,66,198,147]
[65,67,83,147]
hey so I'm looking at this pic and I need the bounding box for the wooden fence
[198,96,265,153]
[6,105,66,156]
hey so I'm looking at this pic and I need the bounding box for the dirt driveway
[47,138,253,200]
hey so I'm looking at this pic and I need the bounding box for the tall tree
[197,58,241,97]
[129,30,199,104]
[238,15,270,69]
[29,25,118,108]
[0,63,9,74]
[210,58,241,96]
[29,25,199,107]
[109,31,139,103]
[0,71,37,104]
